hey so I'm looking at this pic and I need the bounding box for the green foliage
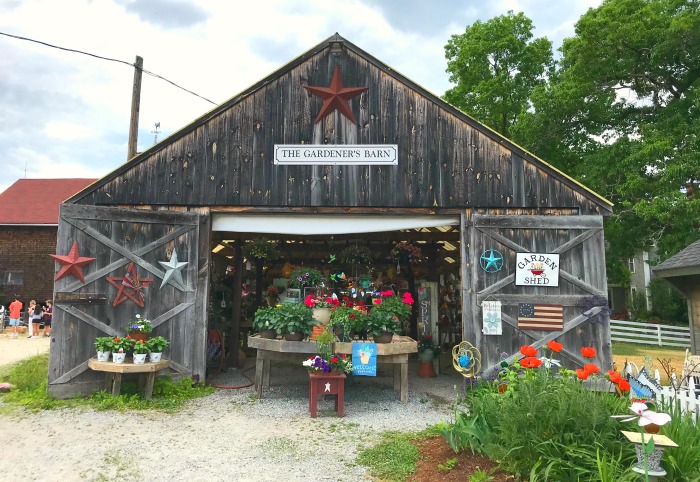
[441,358,639,481]
[626,290,649,321]
[366,296,411,336]
[356,432,420,482]
[0,355,214,413]
[126,315,152,334]
[648,277,688,324]
[444,10,553,137]
[241,237,279,261]
[111,337,133,353]
[656,401,700,481]
[146,335,169,353]
[276,302,314,336]
[468,468,495,482]
[330,305,365,341]
[287,267,324,289]
[94,337,114,352]
[131,339,149,354]
[438,457,458,472]
[253,305,282,334]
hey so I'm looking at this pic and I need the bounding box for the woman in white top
[29,300,43,338]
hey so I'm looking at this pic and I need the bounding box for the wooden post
[229,239,244,368]
[127,55,143,160]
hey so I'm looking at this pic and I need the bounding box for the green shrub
[648,277,688,325]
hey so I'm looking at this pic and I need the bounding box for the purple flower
[297,276,303,281]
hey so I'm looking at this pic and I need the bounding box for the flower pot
[497,382,508,394]
[359,352,370,364]
[112,352,126,364]
[258,329,277,339]
[265,295,278,307]
[373,331,394,343]
[644,423,661,434]
[284,332,304,341]
[129,332,148,342]
[96,351,111,362]
[418,349,434,362]
[133,353,147,364]
[149,352,162,363]
[312,308,332,324]
[417,361,436,378]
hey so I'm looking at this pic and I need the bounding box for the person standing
[43,300,53,337]
[8,295,22,339]
[29,300,42,338]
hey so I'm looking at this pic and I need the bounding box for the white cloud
[44,121,95,140]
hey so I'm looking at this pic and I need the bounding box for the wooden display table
[248,335,417,402]
[87,358,169,399]
[309,372,346,417]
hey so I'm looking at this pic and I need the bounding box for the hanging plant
[388,241,426,265]
[242,237,279,261]
[339,244,372,265]
[288,267,325,289]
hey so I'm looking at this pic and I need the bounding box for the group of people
[5,296,52,339]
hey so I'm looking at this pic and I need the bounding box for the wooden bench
[248,335,417,402]
[87,358,169,399]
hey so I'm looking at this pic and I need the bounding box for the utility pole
[127,55,143,160]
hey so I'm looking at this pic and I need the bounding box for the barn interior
[208,223,463,364]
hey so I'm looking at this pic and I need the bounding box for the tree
[512,0,700,277]
[443,11,554,137]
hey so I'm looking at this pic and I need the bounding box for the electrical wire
[0,31,218,105]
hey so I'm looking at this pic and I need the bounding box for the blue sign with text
[352,343,377,377]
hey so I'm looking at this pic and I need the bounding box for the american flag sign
[517,304,563,330]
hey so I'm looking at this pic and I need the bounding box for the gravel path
[0,358,463,482]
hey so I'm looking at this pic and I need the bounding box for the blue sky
[0,0,602,193]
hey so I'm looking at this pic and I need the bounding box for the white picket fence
[610,319,691,348]
[623,364,699,422]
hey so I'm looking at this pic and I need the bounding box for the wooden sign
[417,286,432,334]
[515,253,560,287]
[274,145,398,165]
[55,292,107,305]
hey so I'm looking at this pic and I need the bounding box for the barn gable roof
[653,238,700,277]
[68,34,612,213]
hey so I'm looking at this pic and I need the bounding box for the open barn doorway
[207,214,462,370]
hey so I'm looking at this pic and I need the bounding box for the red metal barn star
[106,262,154,307]
[49,241,96,283]
[304,65,368,124]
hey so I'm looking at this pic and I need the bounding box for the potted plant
[367,294,412,343]
[131,339,149,364]
[417,333,438,362]
[288,267,324,289]
[241,237,279,261]
[253,306,282,338]
[330,305,365,342]
[146,336,169,362]
[304,294,339,324]
[277,302,314,341]
[94,337,113,362]
[303,326,352,374]
[126,314,153,342]
[264,286,280,306]
[111,337,133,363]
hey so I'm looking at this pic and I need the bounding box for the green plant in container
[94,337,114,353]
[132,339,149,354]
[253,305,283,334]
[277,302,314,337]
[112,336,133,353]
[367,295,412,336]
[330,305,365,341]
[288,267,324,289]
[147,336,170,353]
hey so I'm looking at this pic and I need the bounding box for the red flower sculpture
[547,340,563,353]
[520,345,537,357]
[581,347,597,358]
[520,357,542,369]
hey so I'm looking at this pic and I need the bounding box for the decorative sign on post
[55,292,107,305]
[352,343,377,376]
[417,286,432,334]
[482,300,502,335]
[515,253,560,286]
[274,145,398,165]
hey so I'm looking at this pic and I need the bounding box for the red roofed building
[0,179,97,306]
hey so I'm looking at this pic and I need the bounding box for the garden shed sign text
[515,253,560,287]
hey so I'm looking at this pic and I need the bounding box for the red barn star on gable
[50,241,96,283]
[304,65,368,124]
[106,262,154,307]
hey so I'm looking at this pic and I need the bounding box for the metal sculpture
[452,341,481,379]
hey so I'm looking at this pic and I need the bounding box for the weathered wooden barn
[48,34,613,398]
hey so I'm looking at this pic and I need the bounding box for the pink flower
[628,402,671,427]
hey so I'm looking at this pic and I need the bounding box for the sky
[0,0,603,194]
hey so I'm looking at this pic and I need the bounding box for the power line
[0,31,218,105]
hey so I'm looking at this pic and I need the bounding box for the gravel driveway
[0,355,462,482]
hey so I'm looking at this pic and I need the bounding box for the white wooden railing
[610,319,691,348]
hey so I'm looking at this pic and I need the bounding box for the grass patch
[611,342,686,384]
[0,354,215,413]
[356,430,435,482]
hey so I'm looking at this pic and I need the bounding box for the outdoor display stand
[248,335,417,402]
[621,431,678,481]
[87,358,169,399]
[308,372,346,418]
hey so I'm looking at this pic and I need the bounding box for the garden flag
[482,300,502,335]
[517,304,564,330]
[352,343,377,376]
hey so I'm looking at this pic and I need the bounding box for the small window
[0,271,23,285]
[630,286,637,298]
[628,258,636,273]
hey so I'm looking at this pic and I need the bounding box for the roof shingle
[653,238,700,272]
[0,179,97,225]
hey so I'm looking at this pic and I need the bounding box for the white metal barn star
[324,382,331,392]
[158,249,188,289]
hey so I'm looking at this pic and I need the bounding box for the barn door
[463,213,611,374]
[48,204,209,398]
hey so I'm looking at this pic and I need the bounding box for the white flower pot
[133,353,147,364]
[96,351,111,362]
[149,352,162,363]
[112,352,126,364]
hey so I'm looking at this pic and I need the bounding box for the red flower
[346,301,354,307]
[126,335,132,340]
[576,368,590,380]
[402,292,414,305]
[520,345,537,357]
[349,313,356,319]
[607,370,623,384]
[618,379,631,391]
[331,357,338,364]
[381,290,394,297]
[583,363,599,375]
[520,357,542,369]
[581,347,597,358]
[342,296,349,301]
[304,295,316,307]
[547,340,563,353]
[113,337,119,343]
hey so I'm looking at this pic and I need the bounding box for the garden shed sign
[515,253,560,287]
